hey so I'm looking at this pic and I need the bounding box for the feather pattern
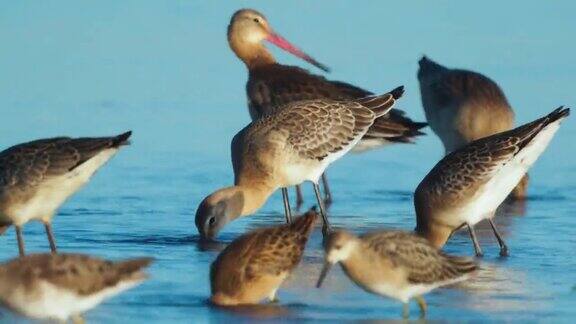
[247,64,426,145]
[360,231,477,284]
[0,132,131,191]
[210,211,317,304]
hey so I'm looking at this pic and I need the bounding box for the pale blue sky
[0,1,574,165]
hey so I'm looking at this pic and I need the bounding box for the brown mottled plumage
[0,131,132,257]
[317,230,477,318]
[415,107,569,256]
[0,253,152,322]
[247,65,427,147]
[210,209,317,306]
[417,56,529,199]
[196,90,402,240]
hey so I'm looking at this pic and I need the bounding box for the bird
[227,8,427,207]
[415,107,570,256]
[317,230,477,319]
[417,56,528,200]
[0,253,152,323]
[210,208,317,306]
[196,88,403,240]
[0,131,132,257]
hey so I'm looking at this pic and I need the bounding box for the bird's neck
[236,182,275,216]
[416,221,453,249]
[229,38,276,70]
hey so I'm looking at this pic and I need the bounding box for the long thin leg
[313,183,331,236]
[281,188,292,224]
[467,224,483,257]
[268,288,279,303]
[44,221,58,254]
[488,218,509,257]
[402,302,409,319]
[72,314,86,324]
[294,185,304,210]
[321,173,332,206]
[415,296,427,318]
[15,226,25,257]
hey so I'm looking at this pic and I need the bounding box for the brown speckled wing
[211,212,316,295]
[3,253,151,295]
[246,97,390,162]
[0,132,131,191]
[279,100,373,160]
[362,231,476,284]
[245,212,316,279]
[248,65,347,118]
[248,64,425,142]
[418,108,568,198]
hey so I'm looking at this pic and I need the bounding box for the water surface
[1,1,575,322]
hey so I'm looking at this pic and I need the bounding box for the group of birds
[0,7,570,322]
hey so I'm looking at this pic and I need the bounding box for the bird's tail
[446,255,479,276]
[291,208,318,236]
[115,257,154,280]
[356,86,404,118]
[112,131,133,147]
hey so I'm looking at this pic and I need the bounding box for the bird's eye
[208,217,216,227]
[253,18,260,23]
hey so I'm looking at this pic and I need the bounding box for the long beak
[316,261,333,288]
[266,32,330,73]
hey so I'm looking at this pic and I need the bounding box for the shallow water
[1,1,576,323]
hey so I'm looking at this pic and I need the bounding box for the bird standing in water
[317,230,477,318]
[415,107,569,256]
[196,89,403,240]
[0,131,132,257]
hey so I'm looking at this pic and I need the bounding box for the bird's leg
[43,221,58,254]
[488,218,509,257]
[281,188,292,224]
[321,173,332,206]
[467,224,483,257]
[294,185,304,210]
[15,226,25,257]
[72,314,85,324]
[268,288,279,303]
[313,183,331,237]
[415,296,427,318]
[402,302,410,319]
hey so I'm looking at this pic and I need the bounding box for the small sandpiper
[415,107,569,256]
[317,230,477,319]
[0,253,152,323]
[210,209,317,306]
[0,131,132,256]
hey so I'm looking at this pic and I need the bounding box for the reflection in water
[498,199,528,217]
[212,302,292,319]
[453,263,550,314]
[196,238,228,252]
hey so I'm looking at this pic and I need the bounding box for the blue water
[1,1,575,322]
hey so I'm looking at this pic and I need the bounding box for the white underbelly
[8,148,119,225]
[279,134,364,186]
[350,138,392,153]
[456,120,562,226]
[5,278,141,321]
